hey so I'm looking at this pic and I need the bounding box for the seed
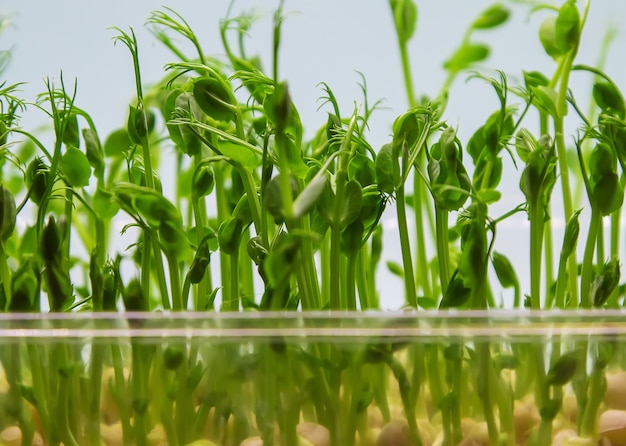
[297,422,330,446]
[599,409,626,445]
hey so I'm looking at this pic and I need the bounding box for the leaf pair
[428,127,471,211]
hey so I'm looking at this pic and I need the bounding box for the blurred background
[1,1,625,309]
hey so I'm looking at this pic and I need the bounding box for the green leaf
[127,104,148,145]
[523,71,549,90]
[93,187,119,220]
[264,174,298,224]
[159,219,188,257]
[514,129,536,164]
[386,261,404,279]
[472,3,510,30]
[392,110,421,156]
[555,1,580,53]
[492,252,518,289]
[217,217,243,256]
[339,180,363,229]
[246,236,268,266]
[340,219,364,255]
[591,258,621,307]
[41,216,61,262]
[82,128,104,178]
[546,352,578,386]
[476,188,501,204]
[539,16,564,59]
[349,150,376,187]
[392,0,418,43]
[0,185,16,242]
[376,144,396,194]
[592,173,623,216]
[175,91,205,156]
[217,140,260,169]
[61,112,80,148]
[561,209,582,260]
[417,296,437,309]
[540,399,562,421]
[104,128,132,157]
[593,81,625,118]
[132,192,180,228]
[61,147,91,187]
[440,274,472,308]
[263,234,300,288]
[263,81,292,130]
[163,345,185,370]
[193,76,236,122]
[192,164,214,198]
[531,86,559,118]
[293,173,328,220]
[444,43,490,74]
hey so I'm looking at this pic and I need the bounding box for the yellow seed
[296,422,329,446]
[458,421,489,446]
[239,436,264,446]
[605,371,626,410]
[513,399,540,444]
[0,426,44,446]
[377,419,411,446]
[599,409,626,445]
[357,428,381,446]
[100,422,124,446]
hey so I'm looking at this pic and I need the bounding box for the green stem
[355,249,372,309]
[426,346,450,445]
[174,359,193,445]
[544,219,554,304]
[140,231,153,310]
[580,364,605,439]
[608,207,621,306]
[581,208,601,308]
[56,346,79,446]
[131,344,149,446]
[229,249,240,311]
[87,344,104,445]
[329,221,342,310]
[2,345,37,446]
[214,163,231,305]
[346,254,357,310]
[167,254,184,311]
[529,198,544,309]
[386,356,423,446]
[413,175,433,298]
[397,33,416,109]
[0,243,11,306]
[192,155,212,309]
[27,345,53,442]
[396,183,417,308]
[553,253,569,309]
[435,209,450,295]
[477,343,498,445]
[111,344,132,445]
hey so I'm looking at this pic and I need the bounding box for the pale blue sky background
[1,1,625,308]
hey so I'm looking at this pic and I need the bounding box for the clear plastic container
[1,310,625,445]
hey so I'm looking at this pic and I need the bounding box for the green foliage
[0,2,625,444]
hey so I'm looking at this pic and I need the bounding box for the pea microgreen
[0,1,625,445]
